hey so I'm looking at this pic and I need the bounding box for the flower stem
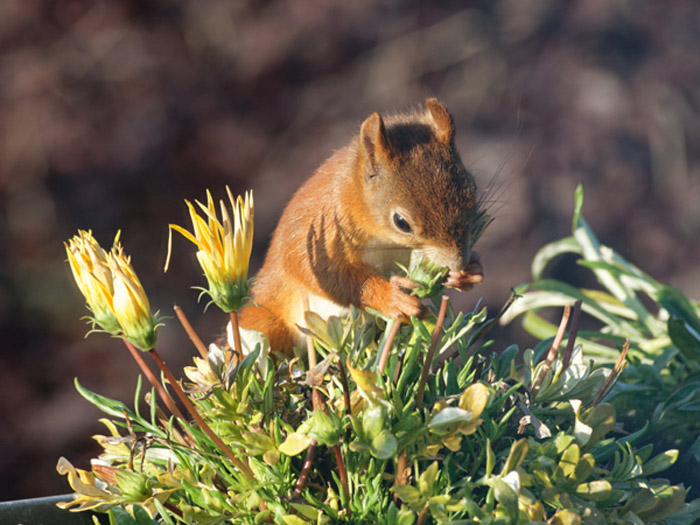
[416,296,449,411]
[332,444,351,517]
[561,300,583,370]
[377,319,401,374]
[432,288,519,371]
[228,310,243,365]
[531,305,571,398]
[592,339,629,407]
[338,357,351,415]
[310,384,350,516]
[416,501,430,525]
[302,294,317,370]
[174,305,208,359]
[123,340,187,422]
[392,451,408,504]
[292,439,317,498]
[148,348,255,481]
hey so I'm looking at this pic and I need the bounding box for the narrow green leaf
[485,438,495,477]
[572,184,584,231]
[668,318,700,361]
[532,236,581,280]
[642,450,678,477]
[502,438,529,474]
[74,378,131,418]
[133,374,143,419]
[658,286,700,333]
[575,480,612,502]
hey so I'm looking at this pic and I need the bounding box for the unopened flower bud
[361,404,387,440]
[114,469,152,502]
[309,409,342,447]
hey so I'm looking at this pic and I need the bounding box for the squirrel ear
[360,112,392,172]
[425,98,455,144]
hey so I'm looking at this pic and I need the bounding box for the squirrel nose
[421,246,466,272]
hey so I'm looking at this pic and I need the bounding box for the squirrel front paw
[444,252,483,291]
[362,275,424,322]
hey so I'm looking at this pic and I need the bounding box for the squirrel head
[356,98,478,272]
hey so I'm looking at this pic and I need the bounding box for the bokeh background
[1,0,698,500]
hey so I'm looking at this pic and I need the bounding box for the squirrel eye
[392,212,413,234]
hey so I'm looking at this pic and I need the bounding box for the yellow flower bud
[65,230,159,349]
[108,245,158,351]
[65,230,120,334]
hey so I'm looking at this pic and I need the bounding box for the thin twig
[148,348,255,481]
[123,340,187,422]
[432,289,519,371]
[531,305,571,398]
[592,339,629,407]
[228,310,243,365]
[378,319,401,374]
[562,300,583,370]
[416,296,450,411]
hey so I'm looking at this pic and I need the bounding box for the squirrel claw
[445,254,484,291]
[390,275,423,291]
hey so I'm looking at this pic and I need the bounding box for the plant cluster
[59,186,700,524]
[501,186,700,460]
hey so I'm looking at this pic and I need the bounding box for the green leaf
[658,286,700,333]
[75,378,131,419]
[579,403,616,448]
[502,438,528,474]
[572,184,584,232]
[281,515,309,525]
[492,476,519,517]
[557,443,581,480]
[642,449,678,477]
[391,485,424,509]
[290,503,320,520]
[371,430,398,459]
[668,317,700,360]
[278,432,312,456]
[108,507,158,525]
[133,374,143,419]
[532,236,582,280]
[485,438,495,477]
[575,480,612,502]
[418,462,439,497]
[636,485,687,522]
[428,407,472,430]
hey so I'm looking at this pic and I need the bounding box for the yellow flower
[457,382,489,435]
[65,230,121,334]
[65,230,158,350]
[166,187,254,312]
[108,245,158,350]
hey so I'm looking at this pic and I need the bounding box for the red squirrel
[240,98,483,353]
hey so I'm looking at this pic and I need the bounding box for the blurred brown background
[1,0,698,500]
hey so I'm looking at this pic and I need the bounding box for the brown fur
[240,98,479,353]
